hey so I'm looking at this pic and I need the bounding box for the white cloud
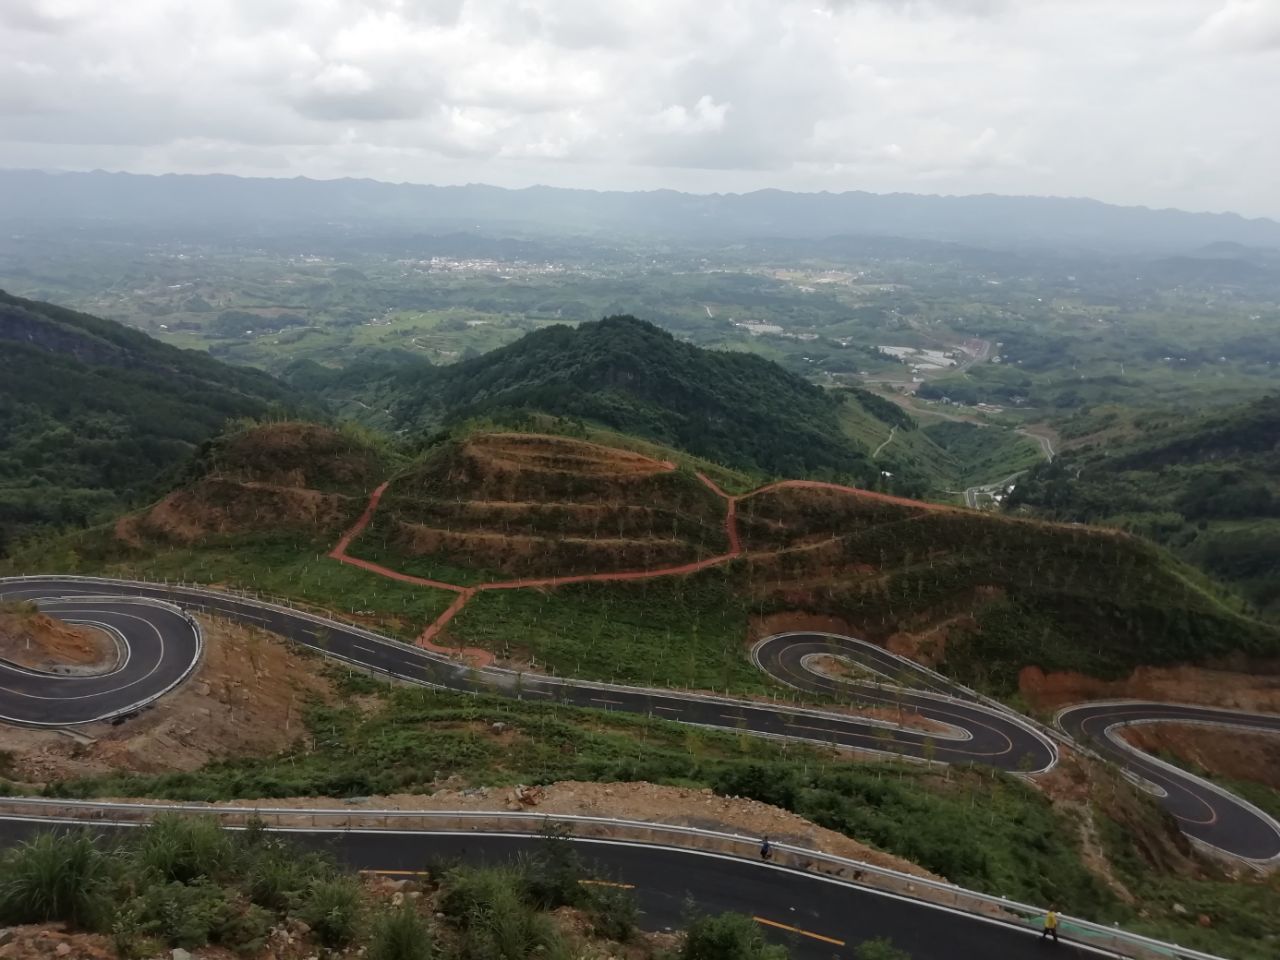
[0,0,1277,216]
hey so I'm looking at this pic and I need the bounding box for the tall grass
[132,814,238,884]
[0,831,113,929]
[370,904,434,960]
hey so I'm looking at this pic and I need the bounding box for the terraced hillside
[120,421,393,545]
[736,484,1275,691]
[11,420,1278,697]
[345,433,731,582]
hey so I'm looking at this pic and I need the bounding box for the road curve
[0,817,1106,960]
[0,593,201,726]
[751,632,1055,772]
[3,576,1278,864]
[1057,701,1280,863]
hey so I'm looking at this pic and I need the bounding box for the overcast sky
[2,0,1278,217]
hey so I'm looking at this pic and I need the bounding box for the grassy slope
[32,675,1280,958]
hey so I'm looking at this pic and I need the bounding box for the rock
[491,722,507,733]
[386,879,410,892]
[392,892,405,907]
[408,890,422,899]
[1172,903,1187,916]
[287,917,312,936]
[1197,914,1212,928]
[172,950,193,960]
[55,945,72,958]
[0,931,13,947]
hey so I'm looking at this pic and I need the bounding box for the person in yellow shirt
[1041,905,1060,943]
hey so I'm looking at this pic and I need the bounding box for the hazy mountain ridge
[5,169,1280,252]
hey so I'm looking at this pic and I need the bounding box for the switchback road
[0,594,200,726]
[1057,701,1280,862]
[2,576,1278,864]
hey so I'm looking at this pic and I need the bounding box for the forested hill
[381,315,874,480]
[1009,395,1280,616]
[0,290,296,552]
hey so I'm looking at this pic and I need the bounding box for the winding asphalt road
[0,594,200,726]
[1058,701,1280,862]
[0,816,1116,960]
[2,576,1278,865]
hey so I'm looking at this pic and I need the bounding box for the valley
[2,237,1279,960]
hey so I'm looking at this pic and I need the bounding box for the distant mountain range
[3,169,1280,253]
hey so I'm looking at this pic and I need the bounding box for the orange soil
[468,432,676,476]
[1120,723,1280,791]
[327,434,994,662]
[0,606,109,671]
[1020,663,1280,713]
[3,616,335,783]
[138,478,357,543]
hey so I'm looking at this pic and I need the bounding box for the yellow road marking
[753,916,845,946]
[579,879,636,889]
[359,869,429,877]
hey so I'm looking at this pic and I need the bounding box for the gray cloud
[0,0,1277,217]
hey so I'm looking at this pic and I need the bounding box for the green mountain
[0,290,296,553]
[321,316,878,480]
[1009,395,1280,615]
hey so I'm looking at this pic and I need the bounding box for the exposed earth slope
[25,420,1278,700]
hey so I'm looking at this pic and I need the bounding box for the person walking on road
[1040,905,1060,943]
[760,836,772,861]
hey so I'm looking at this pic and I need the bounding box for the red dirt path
[327,460,959,666]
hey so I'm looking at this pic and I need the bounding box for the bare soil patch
[136,478,357,543]
[2,616,335,783]
[1120,723,1280,791]
[1019,662,1280,713]
[470,432,673,477]
[0,604,111,672]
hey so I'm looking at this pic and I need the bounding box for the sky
[2,0,1279,218]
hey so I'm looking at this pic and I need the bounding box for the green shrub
[370,904,434,960]
[300,876,365,947]
[680,912,787,960]
[133,815,238,884]
[246,846,333,914]
[585,884,639,942]
[130,879,234,949]
[0,831,112,929]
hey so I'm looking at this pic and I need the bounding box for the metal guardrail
[0,576,1241,958]
[0,796,1229,960]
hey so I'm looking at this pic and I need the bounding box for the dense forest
[304,315,877,480]
[1009,395,1280,617]
[0,291,296,553]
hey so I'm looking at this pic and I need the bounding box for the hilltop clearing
[345,432,731,583]
[1010,394,1280,617]
[0,290,299,552]
[119,420,394,546]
